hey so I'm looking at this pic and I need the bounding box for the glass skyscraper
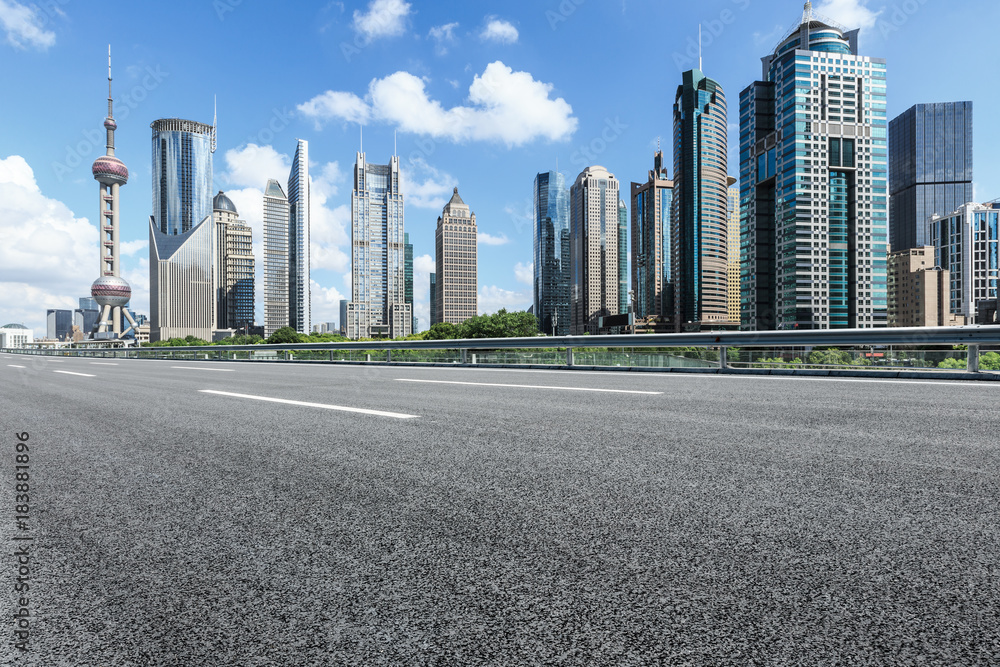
[404,232,414,332]
[287,139,311,334]
[150,119,214,236]
[673,69,733,331]
[618,198,628,315]
[928,202,999,320]
[740,5,887,330]
[532,171,570,336]
[726,182,740,323]
[263,179,289,337]
[888,102,973,251]
[347,152,410,339]
[630,151,674,321]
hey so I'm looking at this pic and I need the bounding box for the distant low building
[47,309,74,341]
[887,247,965,327]
[0,323,33,348]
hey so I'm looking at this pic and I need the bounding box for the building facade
[928,202,1000,321]
[347,152,410,339]
[404,233,414,331]
[213,191,255,332]
[263,179,289,337]
[148,117,215,342]
[673,68,733,331]
[617,198,628,315]
[429,273,437,327]
[726,181,740,323]
[570,166,620,335]
[435,188,478,325]
[887,246,963,327]
[287,139,311,334]
[740,4,888,331]
[533,171,571,336]
[46,309,73,341]
[630,151,674,321]
[0,324,33,349]
[888,101,973,251]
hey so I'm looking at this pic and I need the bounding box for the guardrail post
[329,350,334,362]
[566,348,574,366]
[471,353,477,365]
[461,349,468,365]
[968,344,980,373]
[719,346,728,371]
[366,353,371,363]
[387,350,392,363]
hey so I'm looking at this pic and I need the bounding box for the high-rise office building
[46,309,73,340]
[287,139,311,334]
[726,181,740,323]
[339,299,347,336]
[347,152,411,339]
[263,179,290,337]
[887,246,963,327]
[630,151,674,320]
[435,188,478,324]
[149,117,216,342]
[533,171,571,336]
[740,2,888,330]
[618,198,628,315]
[429,273,437,326]
[928,201,999,321]
[673,68,733,331]
[213,191,255,332]
[404,233,414,331]
[888,102,973,251]
[570,166,620,335]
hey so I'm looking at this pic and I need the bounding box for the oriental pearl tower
[90,45,138,338]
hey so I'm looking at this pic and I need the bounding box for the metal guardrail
[5,325,1000,376]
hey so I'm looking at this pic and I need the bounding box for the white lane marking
[7,364,25,368]
[90,362,118,366]
[395,378,662,395]
[54,370,95,377]
[198,390,419,419]
[171,366,234,372]
[48,359,65,362]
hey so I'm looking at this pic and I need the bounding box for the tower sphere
[92,155,128,185]
[91,275,132,307]
[104,117,117,131]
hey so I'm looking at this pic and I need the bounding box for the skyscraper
[618,198,628,315]
[726,180,740,324]
[287,139,311,334]
[429,273,437,327]
[263,179,289,337]
[213,191,255,332]
[673,68,733,332]
[46,309,73,341]
[928,201,999,321]
[435,188,478,324]
[888,102,973,251]
[339,299,347,336]
[90,47,138,339]
[404,232,414,331]
[347,152,411,339]
[570,166,620,335]
[630,151,674,320]
[740,2,888,330]
[148,117,215,342]
[533,171,570,336]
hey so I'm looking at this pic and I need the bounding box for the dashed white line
[54,370,95,377]
[198,390,419,419]
[7,364,25,369]
[90,362,118,366]
[395,378,662,395]
[171,366,234,372]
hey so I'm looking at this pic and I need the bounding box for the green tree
[938,357,966,369]
[457,309,538,339]
[213,334,263,346]
[266,327,304,344]
[808,348,852,366]
[980,351,1000,371]
[424,322,458,340]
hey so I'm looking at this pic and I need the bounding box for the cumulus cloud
[477,285,531,316]
[0,156,97,335]
[514,261,533,285]
[399,156,455,209]
[310,279,347,329]
[412,254,435,332]
[353,0,411,41]
[814,0,881,32]
[120,239,148,256]
[298,61,578,146]
[0,0,56,50]
[477,232,509,246]
[480,18,518,44]
[428,22,459,55]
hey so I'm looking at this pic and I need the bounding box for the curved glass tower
[151,118,214,236]
[532,171,570,336]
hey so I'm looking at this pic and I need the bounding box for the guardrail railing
[6,325,1000,376]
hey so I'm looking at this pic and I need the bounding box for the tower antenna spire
[360,123,363,153]
[211,95,217,153]
[698,24,702,71]
[803,1,813,23]
[107,44,113,118]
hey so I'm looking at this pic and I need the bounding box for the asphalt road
[2,355,999,665]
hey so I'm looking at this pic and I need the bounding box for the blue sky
[2,0,998,336]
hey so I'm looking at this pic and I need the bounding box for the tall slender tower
[90,45,139,338]
[570,165,620,335]
[630,151,674,321]
[533,171,570,336]
[287,139,311,334]
[434,187,478,324]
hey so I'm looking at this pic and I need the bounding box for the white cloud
[428,22,459,55]
[298,60,578,147]
[753,23,785,47]
[400,156,455,209]
[477,285,531,315]
[412,253,435,332]
[814,0,881,32]
[480,18,518,44]
[220,143,290,192]
[120,239,148,256]
[477,232,509,246]
[0,0,56,50]
[514,261,533,285]
[0,155,97,335]
[353,0,410,41]
[310,279,347,328]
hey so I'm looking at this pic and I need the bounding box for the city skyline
[3,1,1000,336]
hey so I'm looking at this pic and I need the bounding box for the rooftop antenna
[698,24,702,71]
[360,123,363,153]
[803,1,813,23]
[393,129,397,156]
[211,95,217,153]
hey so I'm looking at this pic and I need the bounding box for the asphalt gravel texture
[1,356,999,665]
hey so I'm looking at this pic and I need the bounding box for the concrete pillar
[719,346,728,370]
[566,348,574,366]
[968,344,980,373]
